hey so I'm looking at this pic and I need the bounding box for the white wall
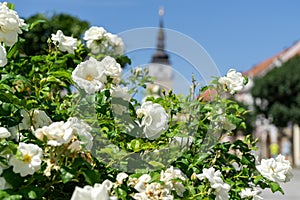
[293,124,300,167]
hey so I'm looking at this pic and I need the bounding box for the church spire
[151,7,170,65]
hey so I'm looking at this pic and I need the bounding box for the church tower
[148,7,173,93]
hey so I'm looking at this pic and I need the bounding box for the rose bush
[0,2,293,200]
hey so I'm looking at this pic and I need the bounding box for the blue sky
[8,0,300,90]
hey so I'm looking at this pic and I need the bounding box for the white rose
[160,166,186,183]
[256,154,293,183]
[71,182,110,200]
[134,174,151,192]
[132,193,148,200]
[84,26,124,56]
[64,117,93,151]
[196,167,219,184]
[84,26,107,55]
[275,154,293,182]
[139,182,173,200]
[51,30,77,54]
[102,56,122,82]
[196,167,230,200]
[31,109,52,130]
[160,166,186,197]
[116,172,128,184]
[111,86,131,101]
[18,109,52,131]
[83,26,107,41]
[18,109,31,130]
[0,127,10,138]
[102,179,113,191]
[218,68,245,94]
[0,2,27,46]
[0,44,7,67]
[86,40,102,55]
[9,142,43,177]
[212,182,230,200]
[106,32,124,55]
[239,188,263,200]
[72,57,107,94]
[34,121,74,146]
[137,101,169,140]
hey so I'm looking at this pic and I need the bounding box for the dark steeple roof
[151,7,170,65]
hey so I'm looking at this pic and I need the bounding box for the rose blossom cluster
[218,68,245,94]
[0,110,93,179]
[196,167,231,200]
[72,56,122,94]
[256,154,293,183]
[9,142,43,177]
[0,127,43,178]
[136,101,169,140]
[0,2,26,67]
[0,110,51,180]
[71,179,116,200]
[239,188,263,200]
[71,167,186,200]
[8,109,53,141]
[0,2,26,46]
[51,30,78,54]
[71,172,130,199]
[129,166,186,200]
[83,26,124,56]
[34,117,93,152]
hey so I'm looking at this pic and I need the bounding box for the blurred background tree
[20,13,90,55]
[251,55,300,127]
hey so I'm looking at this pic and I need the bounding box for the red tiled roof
[244,41,300,77]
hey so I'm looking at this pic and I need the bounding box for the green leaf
[269,182,284,194]
[50,70,71,80]
[241,155,251,165]
[116,187,127,200]
[0,91,23,106]
[7,43,19,59]
[29,20,46,30]
[60,168,74,184]
[82,169,101,185]
[6,3,14,10]
[116,56,131,68]
[2,168,24,188]
[27,190,37,199]
[148,161,165,169]
[0,190,17,199]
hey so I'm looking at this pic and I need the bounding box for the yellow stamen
[85,75,94,81]
[23,154,32,163]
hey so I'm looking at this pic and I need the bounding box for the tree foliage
[20,13,90,55]
[251,55,300,127]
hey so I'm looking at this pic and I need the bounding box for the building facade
[236,41,300,166]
